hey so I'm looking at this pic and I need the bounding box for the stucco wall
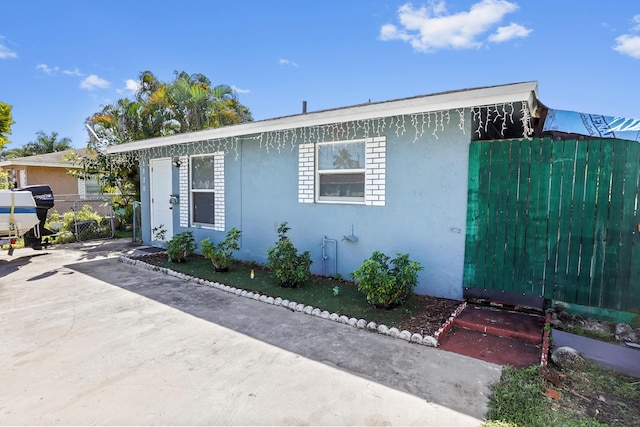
[11,166,79,195]
[144,111,472,300]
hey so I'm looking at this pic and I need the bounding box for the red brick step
[438,327,542,368]
[454,304,544,344]
[437,303,546,367]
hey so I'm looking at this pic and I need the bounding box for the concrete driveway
[0,240,501,425]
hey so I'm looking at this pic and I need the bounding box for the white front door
[150,158,173,242]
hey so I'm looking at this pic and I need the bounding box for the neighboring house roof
[107,81,539,154]
[0,148,87,169]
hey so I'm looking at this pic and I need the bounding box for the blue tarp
[543,109,640,142]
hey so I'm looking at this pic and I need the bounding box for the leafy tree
[22,131,72,156]
[0,102,15,151]
[0,102,15,189]
[1,131,72,159]
[85,70,253,148]
[76,69,253,203]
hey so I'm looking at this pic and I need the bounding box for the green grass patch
[485,363,640,427]
[154,256,426,329]
[114,229,133,239]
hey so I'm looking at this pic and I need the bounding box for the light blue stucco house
[107,82,539,300]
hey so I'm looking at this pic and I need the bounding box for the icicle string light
[119,102,532,162]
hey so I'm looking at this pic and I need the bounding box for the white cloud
[116,79,140,95]
[232,85,251,94]
[614,14,640,59]
[279,58,299,67]
[614,35,640,59]
[36,63,59,74]
[125,79,140,92]
[80,74,110,90]
[62,68,84,76]
[489,22,532,43]
[0,43,17,59]
[380,0,530,52]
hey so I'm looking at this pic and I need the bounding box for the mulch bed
[133,253,462,337]
[397,295,461,337]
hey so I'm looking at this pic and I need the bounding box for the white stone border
[120,253,450,348]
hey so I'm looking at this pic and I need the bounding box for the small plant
[166,231,196,263]
[266,222,312,288]
[332,286,341,296]
[200,227,242,272]
[352,251,423,308]
[152,224,167,242]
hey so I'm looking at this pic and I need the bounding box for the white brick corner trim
[213,152,225,231]
[298,143,315,204]
[179,155,189,227]
[365,136,386,206]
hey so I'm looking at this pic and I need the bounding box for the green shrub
[200,227,242,271]
[166,231,196,263]
[266,222,312,288]
[352,251,423,308]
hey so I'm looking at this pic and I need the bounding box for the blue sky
[1,0,639,150]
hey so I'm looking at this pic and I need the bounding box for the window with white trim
[298,136,386,206]
[316,140,365,203]
[191,154,216,226]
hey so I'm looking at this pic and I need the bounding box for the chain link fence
[47,194,138,243]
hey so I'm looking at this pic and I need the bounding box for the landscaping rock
[399,330,411,341]
[551,346,586,370]
[410,333,423,343]
[615,323,639,343]
[422,336,438,347]
[582,318,615,336]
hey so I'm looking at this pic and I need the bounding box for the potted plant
[352,251,423,309]
[200,227,242,272]
[266,222,312,288]
[166,231,196,263]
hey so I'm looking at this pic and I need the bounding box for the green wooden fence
[464,137,640,316]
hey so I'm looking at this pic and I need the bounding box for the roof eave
[0,161,80,168]
[107,81,538,154]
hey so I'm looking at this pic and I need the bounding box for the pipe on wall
[321,236,338,277]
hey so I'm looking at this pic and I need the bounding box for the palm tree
[167,71,250,132]
[80,69,253,198]
[333,148,360,169]
[20,131,72,156]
